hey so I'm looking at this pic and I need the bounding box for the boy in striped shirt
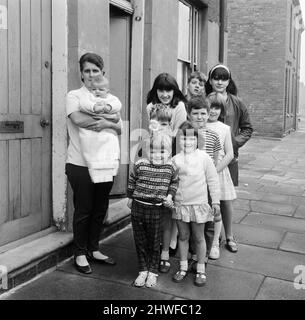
[127,131,178,288]
[185,97,222,269]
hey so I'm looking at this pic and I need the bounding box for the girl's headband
[209,64,231,78]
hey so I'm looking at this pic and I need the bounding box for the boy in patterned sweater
[127,131,178,288]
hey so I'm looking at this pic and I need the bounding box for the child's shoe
[194,272,207,287]
[172,270,188,283]
[159,260,171,273]
[134,271,148,287]
[145,272,158,288]
[209,244,220,260]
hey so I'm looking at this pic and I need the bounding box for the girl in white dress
[206,92,237,260]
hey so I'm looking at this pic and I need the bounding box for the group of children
[78,68,238,289]
[127,71,237,288]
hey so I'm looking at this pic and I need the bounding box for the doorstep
[0,198,130,295]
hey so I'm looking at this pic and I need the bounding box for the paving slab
[232,209,249,223]
[255,277,305,300]
[250,200,297,217]
[233,199,251,211]
[241,212,305,233]
[260,175,287,183]
[236,180,264,191]
[236,189,264,201]
[261,194,305,206]
[154,263,264,300]
[209,243,305,282]
[279,232,305,255]
[233,224,285,249]
[3,270,172,300]
[294,205,305,219]
[259,185,304,196]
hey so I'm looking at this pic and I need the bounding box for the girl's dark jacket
[222,93,253,159]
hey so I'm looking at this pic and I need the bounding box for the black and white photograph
[0,0,305,316]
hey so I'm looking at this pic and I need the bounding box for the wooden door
[0,0,52,247]
[109,6,131,195]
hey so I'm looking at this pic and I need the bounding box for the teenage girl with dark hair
[205,64,253,252]
[147,73,187,136]
[146,73,187,273]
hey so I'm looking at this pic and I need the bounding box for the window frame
[177,0,201,94]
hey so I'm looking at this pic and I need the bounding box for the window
[177,1,200,94]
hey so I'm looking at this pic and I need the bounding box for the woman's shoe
[225,237,238,253]
[74,257,92,274]
[87,252,116,265]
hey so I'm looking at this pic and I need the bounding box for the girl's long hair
[147,73,186,108]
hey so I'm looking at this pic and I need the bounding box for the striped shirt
[127,158,178,204]
[197,128,221,162]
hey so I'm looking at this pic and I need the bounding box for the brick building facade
[227,0,304,137]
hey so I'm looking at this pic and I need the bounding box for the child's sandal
[159,260,171,273]
[226,237,238,253]
[194,272,206,287]
[172,270,188,283]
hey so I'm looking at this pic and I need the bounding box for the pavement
[1,120,305,301]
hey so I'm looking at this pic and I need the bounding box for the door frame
[51,0,145,228]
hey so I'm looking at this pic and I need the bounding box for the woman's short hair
[79,52,104,73]
[206,92,226,119]
[186,97,210,114]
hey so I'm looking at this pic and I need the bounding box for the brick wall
[227,0,287,137]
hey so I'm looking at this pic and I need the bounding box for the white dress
[206,121,236,200]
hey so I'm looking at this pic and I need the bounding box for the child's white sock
[213,221,222,246]
[161,250,169,261]
[180,260,188,272]
[197,263,205,274]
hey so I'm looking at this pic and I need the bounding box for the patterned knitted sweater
[127,158,178,204]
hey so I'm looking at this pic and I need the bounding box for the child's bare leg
[221,200,234,239]
[191,222,206,266]
[176,221,190,264]
[172,220,190,282]
[169,220,178,250]
[191,222,207,286]
[221,200,238,252]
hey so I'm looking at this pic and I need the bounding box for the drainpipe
[219,0,225,63]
